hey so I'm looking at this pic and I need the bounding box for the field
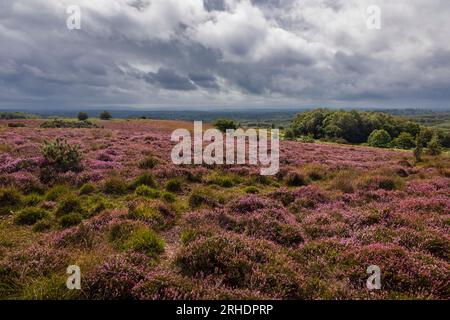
[0,119,449,300]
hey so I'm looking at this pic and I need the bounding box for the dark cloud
[0,0,449,109]
[145,68,197,91]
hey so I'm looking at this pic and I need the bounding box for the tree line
[286,108,450,150]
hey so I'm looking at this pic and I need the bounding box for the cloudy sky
[1,0,450,110]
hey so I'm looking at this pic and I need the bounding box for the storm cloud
[0,0,449,109]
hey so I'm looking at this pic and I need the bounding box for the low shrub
[132,173,157,189]
[45,185,69,201]
[79,183,96,195]
[244,186,259,194]
[0,188,22,212]
[40,138,83,172]
[162,192,176,203]
[135,185,160,198]
[32,220,53,232]
[285,172,308,187]
[103,176,128,195]
[123,228,165,259]
[165,179,182,193]
[188,187,221,209]
[56,195,82,216]
[14,207,49,225]
[59,212,83,228]
[138,156,158,169]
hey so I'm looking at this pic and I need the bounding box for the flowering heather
[0,119,449,300]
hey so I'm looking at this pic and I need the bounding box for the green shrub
[135,185,160,198]
[56,195,82,216]
[45,185,70,201]
[59,213,83,228]
[99,111,112,120]
[427,134,442,156]
[165,179,182,193]
[108,221,139,246]
[23,194,43,206]
[32,220,53,232]
[367,129,392,148]
[41,138,83,172]
[103,177,128,195]
[15,207,49,225]
[162,192,176,203]
[0,188,22,208]
[189,187,220,208]
[79,183,96,195]
[132,173,157,189]
[390,132,416,149]
[213,119,238,132]
[123,228,165,258]
[244,186,259,194]
[213,176,234,188]
[286,172,308,187]
[138,156,158,169]
[77,112,89,121]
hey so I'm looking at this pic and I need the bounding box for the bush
[391,132,416,149]
[15,207,49,225]
[162,192,176,203]
[138,156,158,169]
[367,129,392,148]
[79,183,96,195]
[135,185,160,198]
[427,134,442,156]
[41,138,83,172]
[189,187,221,209]
[213,119,238,132]
[45,185,70,201]
[165,179,182,193]
[59,213,83,228]
[103,177,128,195]
[32,220,53,232]
[244,186,259,194]
[285,172,308,187]
[0,188,22,208]
[99,111,112,120]
[123,229,165,259]
[108,221,140,245]
[7,122,25,128]
[77,112,89,121]
[132,173,157,189]
[56,195,82,216]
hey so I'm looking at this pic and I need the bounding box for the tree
[427,134,442,156]
[213,119,237,132]
[77,112,88,121]
[99,111,112,120]
[390,132,416,149]
[367,129,392,148]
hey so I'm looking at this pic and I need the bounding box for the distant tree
[367,129,392,148]
[390,132,416,149]
[414,130,426,162]
[427,134,442,156]
[99,111,112,120]
[213,119,237,132]
[77,112,88,121]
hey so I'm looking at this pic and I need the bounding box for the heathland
[0,114,448,299]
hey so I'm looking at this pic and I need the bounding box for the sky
[1,0,450,110]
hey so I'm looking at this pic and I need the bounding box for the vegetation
[99,111,112,120]
[213,118,238,132]
[41,138,83,173]
[77,112,89,121]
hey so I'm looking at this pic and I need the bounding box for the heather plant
[188,187,223,209]
[40,138,83,172]
[14,207,49,225]
[84,253,149,299]
[285,171,308,187]
[161,192,176,203]
[32,220,53,232]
